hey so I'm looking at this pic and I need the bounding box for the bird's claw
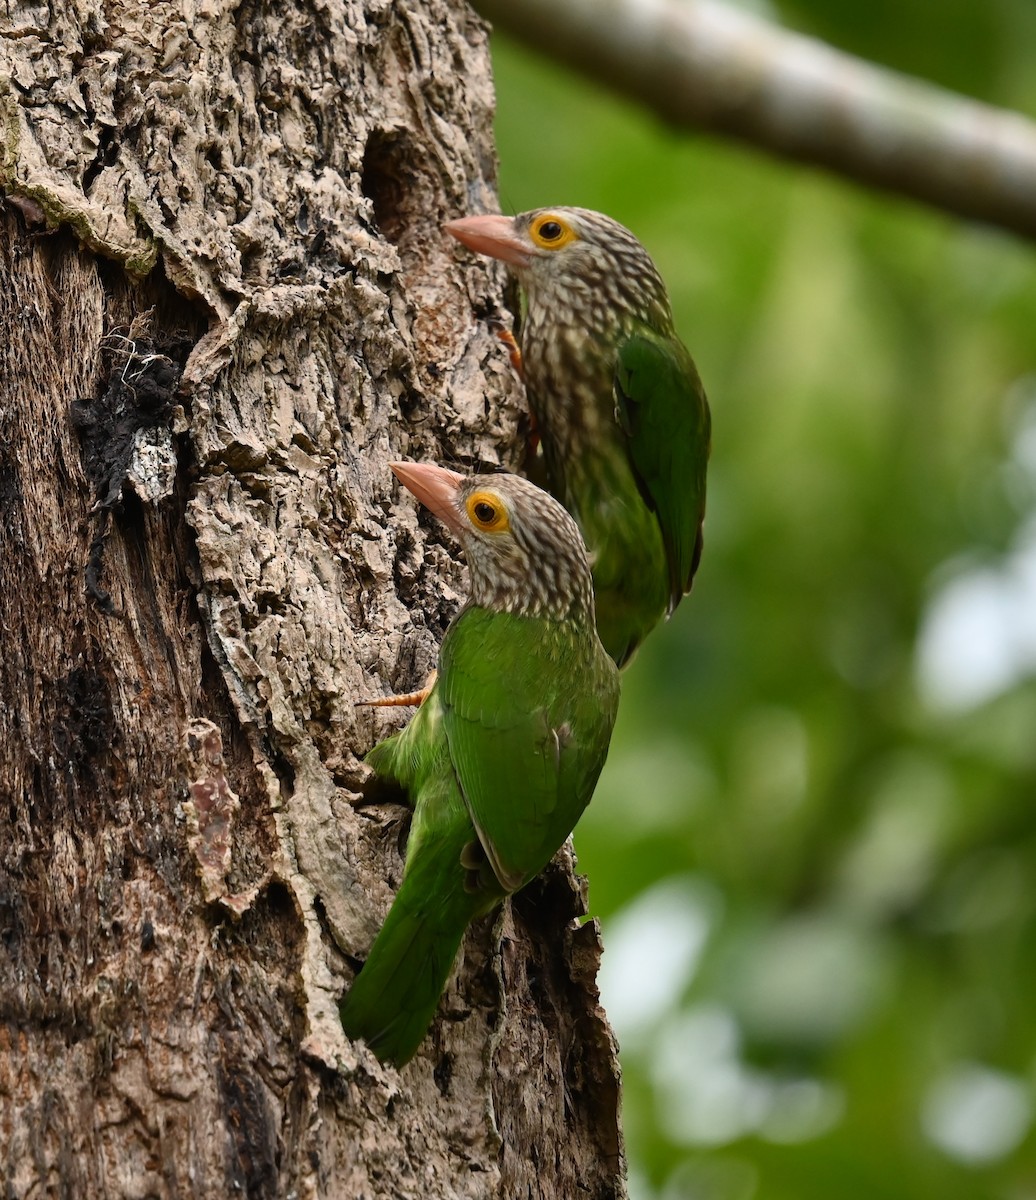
[355,670,438,709]
[488,320,524,379]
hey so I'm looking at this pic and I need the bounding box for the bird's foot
[355,670,437,709]
[485,318,539,458]
[488,319,524,379]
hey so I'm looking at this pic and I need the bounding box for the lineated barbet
[445,207,711,668]
[339,462,620,1066]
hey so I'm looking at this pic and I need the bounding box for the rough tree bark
[0,2,624,1196]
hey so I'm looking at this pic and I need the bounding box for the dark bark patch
[140,918,156,952]
[0,446,22,506]
[433,1050,454,1096]
[71,333,188,507]
[0,402,26,560]
[217,1053,279,1200]
[52,665,116,776]
[71,329,193,611]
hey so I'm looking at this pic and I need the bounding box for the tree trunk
[0,3,623,1196]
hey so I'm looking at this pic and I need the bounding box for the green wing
[365,686,444,801]
[614,331,711,611]
[439,607,617,894]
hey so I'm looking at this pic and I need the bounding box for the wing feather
[614,331,710,610]
[439,608,616,893]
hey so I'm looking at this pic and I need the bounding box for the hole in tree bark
[361,128,434,253]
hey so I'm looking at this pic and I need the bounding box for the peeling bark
[0,2,624,1196]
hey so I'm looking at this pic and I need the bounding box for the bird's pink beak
[444,214,532,268]
[390,462,467,536]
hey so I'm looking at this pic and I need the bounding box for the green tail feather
[339,832,493,1067]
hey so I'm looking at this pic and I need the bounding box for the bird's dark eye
[530,216,575,251]
[466,490,509,532]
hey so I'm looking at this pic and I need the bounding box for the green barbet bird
[445,207,711,668]
[340,461,619,1066]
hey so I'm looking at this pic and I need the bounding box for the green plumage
[614,331,709,614]
[445,206,712,667]
[340,466,619,1067]
[338,691,496,1065]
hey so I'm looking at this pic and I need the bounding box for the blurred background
[489,3,1036,1197]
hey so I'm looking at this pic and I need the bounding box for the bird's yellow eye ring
[466,490,510,533]
[529,214,577,251]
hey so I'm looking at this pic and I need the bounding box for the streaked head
[390,461,595,621]
[445,206,672,329]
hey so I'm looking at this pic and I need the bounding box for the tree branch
[476,0,1036,241]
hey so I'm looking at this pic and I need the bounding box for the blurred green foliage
[489,4,1036,1197]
